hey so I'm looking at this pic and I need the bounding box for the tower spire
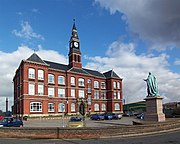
[68,19,82,68]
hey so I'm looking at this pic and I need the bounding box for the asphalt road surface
[23,117,135,127]
[0,130,179,144]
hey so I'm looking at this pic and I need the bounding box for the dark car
[104,112,122,120]
[90,114,104,120]
[0,117,23,127]
[136,113,144,120]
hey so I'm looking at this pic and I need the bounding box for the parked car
[103,112,122,120]
[0,116,4,120]
[67,117,85,128]
[90,114,104,120]
[0,117,23,127]
[136,113,144,120]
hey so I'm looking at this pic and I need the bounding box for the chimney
[6,98,8,113]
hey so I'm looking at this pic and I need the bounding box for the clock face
[74,42,78,48]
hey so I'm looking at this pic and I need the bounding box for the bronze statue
[144,72,160,97]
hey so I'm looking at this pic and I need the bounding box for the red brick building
[13,21,123,117]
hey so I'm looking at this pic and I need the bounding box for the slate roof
[26,53,47,65]
[44,60,68,71]
[83,68,105,78]
[68,67,89,75]
[103,70,121,79]
[26,53,121,79]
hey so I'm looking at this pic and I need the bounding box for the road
[23,117,135,127]
[0,130,179,144]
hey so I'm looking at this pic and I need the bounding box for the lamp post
[61,103,65,127]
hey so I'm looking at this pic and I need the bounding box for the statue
[144,72,160,97]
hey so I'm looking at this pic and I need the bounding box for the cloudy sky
[0,0,180,111]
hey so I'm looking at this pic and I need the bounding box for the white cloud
[12,21,44,40]
[95,0,180,50]
[0,45,67,111]
[85,40,180,104]
[174,59,180,65]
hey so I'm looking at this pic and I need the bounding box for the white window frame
[28,68,35,79]
[71,77,75,85]
[115,103,120,110]
[48,74,54,84]
[102,104,106,111]
[101,92,106,100]
[58,76,65,85]
[48,103,54,112]
[58,103,65,112]
[71,89,75,98]
[117,82,120,89]
[30,102,42,112]
[114,92,117,99]
[48,87,54,97]
[94,104,99,111]
[29,83,35,95]
[38,84,44,95]
[58,88,65,98]
[94,91,99,99]
[94,81,99,88]
[113,82,116,89]
[79,89,84,98]
[87,79,91,84]
[118,92,120,99]
[71,103,75,112]
[101,82,106,89]
[38,70,44,80]
[78,78,84,86]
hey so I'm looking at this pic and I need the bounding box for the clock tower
[68,19,82,68]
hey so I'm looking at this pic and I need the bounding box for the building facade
[13,21,123,117]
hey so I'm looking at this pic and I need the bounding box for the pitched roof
[44,60,68,71]
[83,68,105,78]
[103,70,121,79]
[26,53,47,65]
[26,53,121,79]
[68,67,89,75]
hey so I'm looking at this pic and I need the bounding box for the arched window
[78,78,84,86]
[115,103,120,110]
[94,81,99,88]
[71,77,75,85]
[48,74,54,83]
[71,103,75,112]
[38,70,44,80]
[102,104,106,111]
[58,76,65,84]
[58,103,65,112]
[94,104,99,111]
[28,68,35,79]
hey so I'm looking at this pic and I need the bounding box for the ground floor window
[48,103,54,112]
[94,103,99,111]
[30,102,42,112]
[115,103,120,110]
[71,103,75,112]
[102,104,106,111]
[58,103,65,112]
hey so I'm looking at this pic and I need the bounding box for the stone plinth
[144,96,165,122]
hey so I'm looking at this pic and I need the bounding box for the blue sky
[0,0,180,111]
